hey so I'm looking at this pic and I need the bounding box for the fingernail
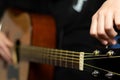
[102,40,108,45]
[112,40,117,45]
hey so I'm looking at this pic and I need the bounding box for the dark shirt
[54,0,105,51]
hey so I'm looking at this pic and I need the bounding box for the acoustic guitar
[1,9,120,80]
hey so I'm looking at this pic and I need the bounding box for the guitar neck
[18,45,84,71]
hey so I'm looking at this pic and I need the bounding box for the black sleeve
[0,0,8,19]
[7,0,54,14]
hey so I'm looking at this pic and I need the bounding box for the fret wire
[41,52,79,61]
[43,53,79,64]
[43,48,76,67]
[42,48,45,64]
[22,46,80,57]
[46,49,49,64]
[72,53,73,68]
[21,50,79,64]
[42,49,50,64]
[48,52,78,67]
[59,50,63,67]
[44,47,49,63]
[43,48,46,64]
[49,55,78,61]
[40,47,80,54]
[41,48,80,57]
[34,54,79,64]
[43,50,80,60]
[24,49,79,64]
[46,56,79,64]
[65,52,67,68]
[49,49,52,65]
[22,46,80,60]
[21,46,94,61]
[60,50,62,67]
[54,49,57,66]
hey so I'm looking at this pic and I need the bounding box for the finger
[0,48,12,64]
[105,12,117,38]
[0,41,12,60]
[2,34,13,47]
[97,12,109,44]
[90,14,98,38]
[96,36,108,45]
[105,12,117,44]
[114,11,120,30]
[108,39,117,45]
[95,34,116,45]
[90,13,108,45]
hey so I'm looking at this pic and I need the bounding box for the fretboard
[18,45,84,71]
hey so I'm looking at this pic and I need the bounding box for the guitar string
[22,45,91,55]
[27,48,120,61]
[21,46,120,61]
[35,46,118,58]
[21,46,120,76]
[22,45,113,57]
[25,50,120,77]
[22,46,120,70]
[38,51,120,76]
[38,53,120,77]
[27,49,120,61]
[34,46,117,57]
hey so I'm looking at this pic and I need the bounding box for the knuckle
[98,10,105,16]
[90,31,96,36]
[92,14,97,20]
[104,26,112,31]
[97,32,105,36]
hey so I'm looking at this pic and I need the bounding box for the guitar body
[0,9,56,80]
[28,14,56,80]
[1,9,31,80]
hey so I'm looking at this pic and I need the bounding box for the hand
[0,31,13,64]
[90,0,120,45]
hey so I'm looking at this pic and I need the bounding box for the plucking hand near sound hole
[90,0,120,45]
[0,31,13,64]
